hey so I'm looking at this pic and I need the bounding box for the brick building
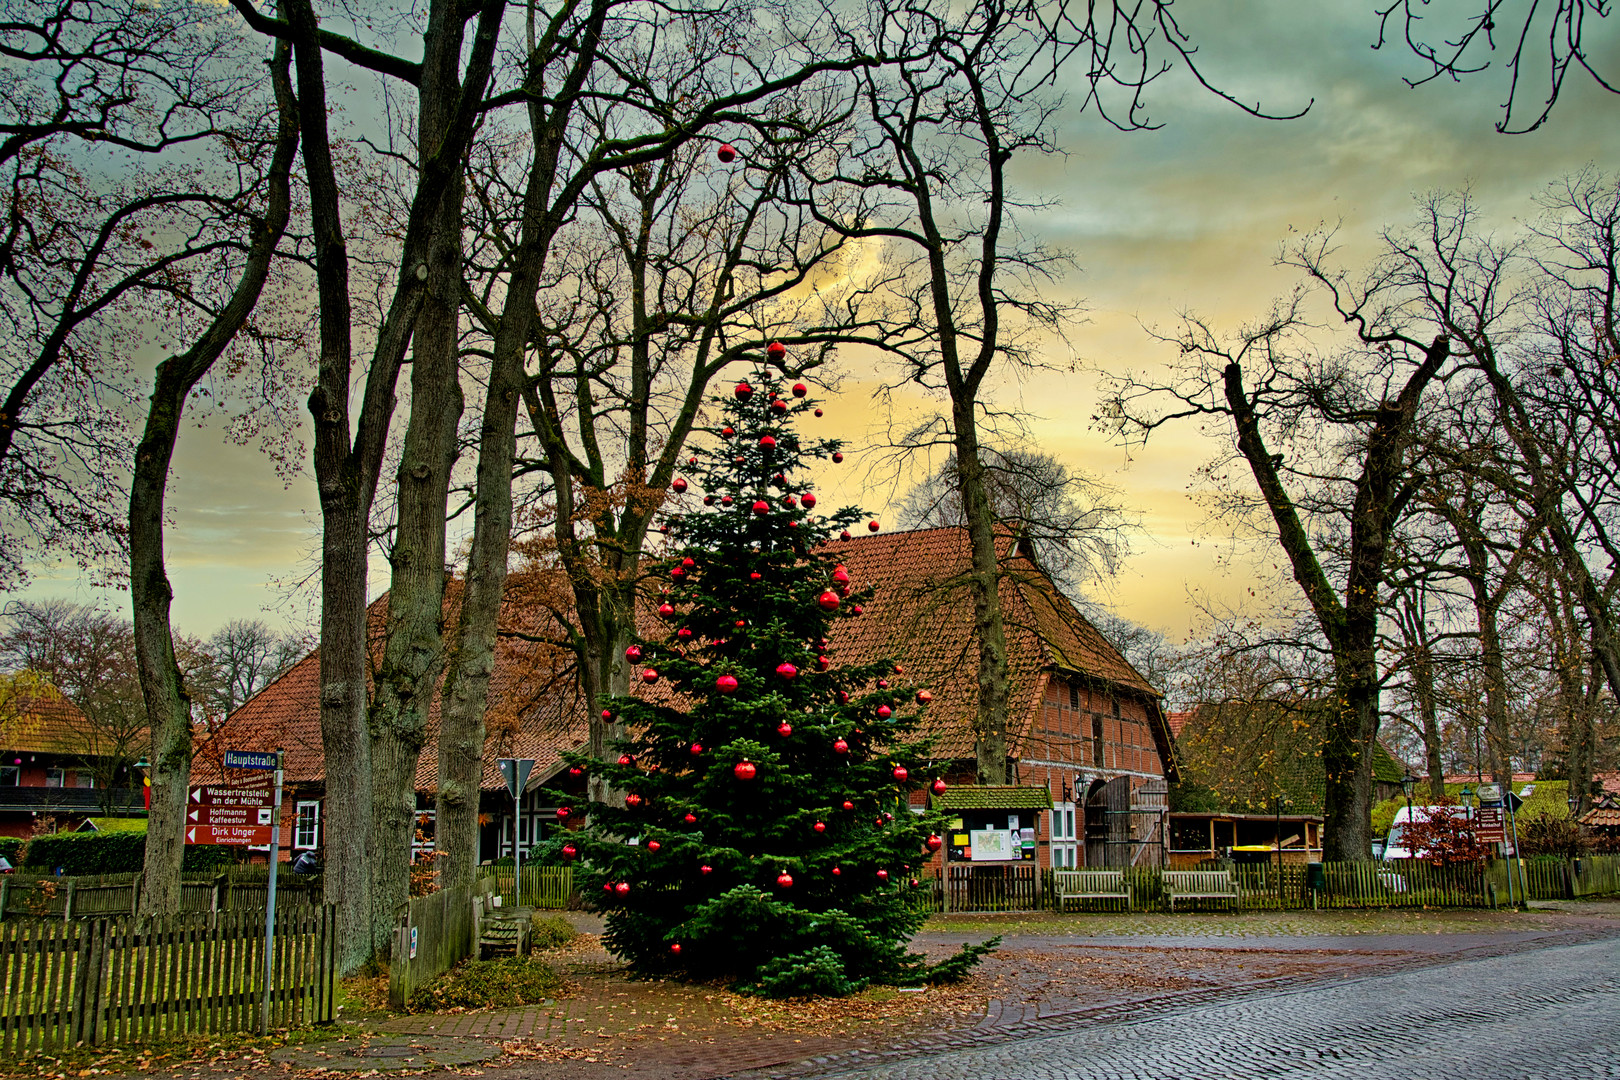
[210,525,1173,871]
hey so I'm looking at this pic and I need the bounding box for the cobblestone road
[757,937,1620,1080]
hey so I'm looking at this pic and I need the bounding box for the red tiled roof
[0,688,94,755]
[1166,711,1193,738]
[816,527,1159,759]
[198,574,585,791]
[211,527,1162,791]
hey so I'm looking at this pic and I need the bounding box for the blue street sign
[223,750,279,771]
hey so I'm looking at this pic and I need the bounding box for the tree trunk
[435,7,608,885]
[283,0,503,966]
[366,0,472,958]
[1408,621,1447,800]
[954,410,1012,785]
[132,46,298,916]
[1221,337,1448,861]
[1476,353,1620,703]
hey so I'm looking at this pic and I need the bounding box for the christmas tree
[544,364,991,996]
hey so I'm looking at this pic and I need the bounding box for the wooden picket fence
[478,866,573,909]
[388,882,493,1009]
[917,854,1620,913]
[0,906,336,1056]
[0,870,322,922]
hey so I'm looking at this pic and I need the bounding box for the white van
[1382,804,1474,861]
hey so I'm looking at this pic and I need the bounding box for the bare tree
[1373,0,1617,133]
[1101,197,1480,859]
[432,0,908,890]
[828,0,1305,784]
[0,0,277,587]
[896,448,1131,600]
[234,0,506,969]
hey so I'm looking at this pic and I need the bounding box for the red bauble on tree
[776,721,793,737]
[618,754,634,766]
[842,800,855,811]
[813,821,826,833]
[925,835,943,852]
[831,566,850,584]
[641,668,660,684]
[818,590,840,611]
[616,882,631,895]
[776,662,797,679]
[562,844,577,859]
[759,435,776,449]
[892,765,909,782]
[625,793,643,808]
[776,872,794,889]
[767,341,787,360]
[625,645,642,661]
[672,477,688,493]
[877,705,892,719]
[734,381,753,399]
[802,493,817,508]
[671,942,682,954]
[716,674,739,694]
[833,738,849,754]
[868,520,880,532]
[646,840,661,851]
[658,602,675,618]
[876,870,889,882]
[557,806,572,820]
[916,690,933,705]
[791,382,808,398]
[734,761,757,780]
[752,500,770,515]
[931,778,948,796]
[716,143,737,162]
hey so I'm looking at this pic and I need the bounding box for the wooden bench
[1163,869,1239,911]
[1052,870,1131,911]
[479,915,530,958]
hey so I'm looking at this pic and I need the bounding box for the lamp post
[1399,770,1418,858]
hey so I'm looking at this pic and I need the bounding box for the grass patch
[406,955,564,1013]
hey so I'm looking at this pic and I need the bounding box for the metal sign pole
[259,750,284,1035]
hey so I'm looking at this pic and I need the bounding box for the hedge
[0,837,22,866]
[22,831,236,875]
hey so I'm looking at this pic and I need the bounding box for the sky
[17,0,1618,643]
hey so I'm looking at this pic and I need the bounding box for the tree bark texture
[436,0,609,890]
[282,0,503,966]
[131,46,298,916]
[365,0,482,957]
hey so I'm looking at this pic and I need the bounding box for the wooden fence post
[0,877,9,921]
[63,879,75,922]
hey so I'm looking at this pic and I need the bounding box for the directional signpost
[189,749,284,1034]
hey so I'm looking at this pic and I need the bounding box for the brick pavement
[374,905,1620,1080]
[735,936,1620,1079]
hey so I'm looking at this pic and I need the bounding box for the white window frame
[1050,801,1079,868]
[294,800,321,850]
[44,767,65,788]
[0,766,17,786]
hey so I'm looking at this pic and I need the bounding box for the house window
[45,768,65,788]
[1050,801,1078,867]
[294,801,321,849]
[74,772,94,789]
[0,767,17,786]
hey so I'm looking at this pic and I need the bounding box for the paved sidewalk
[355,905,1620,1080]
[731,936,1620,1080]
